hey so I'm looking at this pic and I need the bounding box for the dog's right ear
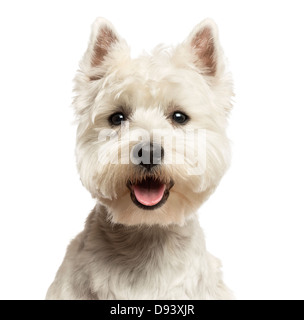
[179,19,224,81]
[81,18,126,81]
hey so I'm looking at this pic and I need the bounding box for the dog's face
[73,18,233,226]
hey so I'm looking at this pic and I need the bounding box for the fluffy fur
[46,17,234,300]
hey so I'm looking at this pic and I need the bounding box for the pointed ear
[186,19,222,77]
[81,18,122,80]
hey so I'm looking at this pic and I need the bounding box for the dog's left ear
[80,18,128,80]
[184,19,223,78]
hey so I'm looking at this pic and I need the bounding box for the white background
[0,0,303,300]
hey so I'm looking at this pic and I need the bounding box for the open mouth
[127,178,174,210]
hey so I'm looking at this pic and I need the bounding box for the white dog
[46,17,234,300]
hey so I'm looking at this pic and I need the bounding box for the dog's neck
[69,203,208,299]
[83,202,205,263]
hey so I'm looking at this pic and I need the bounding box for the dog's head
[73,18,233,226]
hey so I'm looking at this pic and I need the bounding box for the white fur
[46,17,234,300]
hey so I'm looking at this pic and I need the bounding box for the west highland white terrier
[46,17,234,300]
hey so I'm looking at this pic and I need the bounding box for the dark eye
[172,111,188,124]
[109,112,125,126]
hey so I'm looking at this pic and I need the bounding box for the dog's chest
[87,226,205,299]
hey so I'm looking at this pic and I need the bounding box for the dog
[46,17,234,300]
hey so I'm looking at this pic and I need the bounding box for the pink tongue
[133,182,166,206]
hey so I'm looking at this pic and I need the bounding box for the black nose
[132,142,164,170]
